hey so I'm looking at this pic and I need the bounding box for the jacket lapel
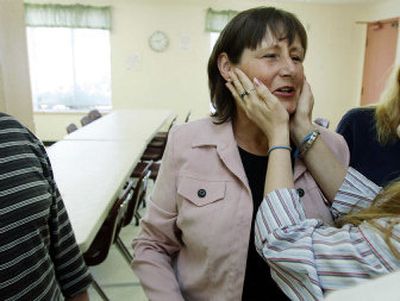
[192,120,250,193]
[192,119,308,187]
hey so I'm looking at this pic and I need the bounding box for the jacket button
[197,189,206,198]
[297,188,305,197]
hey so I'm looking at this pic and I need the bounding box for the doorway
[361,18,399,106]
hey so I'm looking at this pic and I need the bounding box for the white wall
[0,0,34,131]
[17,0,400,139]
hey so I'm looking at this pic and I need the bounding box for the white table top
[48,109,173,252]
[47,140,145,252]
[65,109,173,143]
[324,270,400,301]
[48,139,144,252]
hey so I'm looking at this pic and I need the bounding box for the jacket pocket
[178,177,226,206]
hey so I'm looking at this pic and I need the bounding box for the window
[206,8,238,54]
[205,8,237,114]
[209,32,220,53]
[27,27,111,111]
[25,4,111,111]
[209,32,220,114]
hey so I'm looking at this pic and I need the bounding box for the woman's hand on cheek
[226,68,290,147]
[290,80,315,145]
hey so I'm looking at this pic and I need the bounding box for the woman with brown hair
[227,67,400,301]
[132,7,349,300]
[337,66,400,186]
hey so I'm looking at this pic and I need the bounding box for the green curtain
[205,8,238,32]
[24,3,111,30]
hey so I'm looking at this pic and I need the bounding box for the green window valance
[24,3,111,30]
[205,8,238,32]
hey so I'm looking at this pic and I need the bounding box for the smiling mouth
[274,86,295,93]
[272,86,296,98]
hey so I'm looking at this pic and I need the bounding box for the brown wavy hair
[207,7,308,124]
[337,180,400,259]
[375,66,400,144]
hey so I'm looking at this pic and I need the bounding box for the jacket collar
[192,120,250,192]
[191,119,232,149]
[191,118,307,186]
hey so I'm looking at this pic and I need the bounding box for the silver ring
[248,88,256,93]
[239,90,249,99]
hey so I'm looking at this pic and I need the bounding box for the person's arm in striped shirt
[255,168,386,301]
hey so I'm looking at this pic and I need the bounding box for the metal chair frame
[129,161,152,225]
[83,179,135,300]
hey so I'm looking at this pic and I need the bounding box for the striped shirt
[255,168,400,301]
[0,114,92,300]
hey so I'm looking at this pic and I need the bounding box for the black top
[239,147,289,301]
[336,107,400,186]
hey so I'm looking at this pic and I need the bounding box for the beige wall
[0,62,5,112]
[20,0,400,140]
[0,0,34,131]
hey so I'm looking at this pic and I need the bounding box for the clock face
[149,31,169,52]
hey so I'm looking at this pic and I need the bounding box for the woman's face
[235,33,305,114]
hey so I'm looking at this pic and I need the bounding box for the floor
[87,193,150,300]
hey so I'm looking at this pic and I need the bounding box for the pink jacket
[132,118,349,301]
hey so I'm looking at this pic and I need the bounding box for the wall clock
[148,31,169,52]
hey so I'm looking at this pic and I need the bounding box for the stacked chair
[83,179,135,300]
[66,123,78,134]
[124,161,152,227]
[66,110,103,134]
[81,109,103,127]
[140,116,177,162]
[80,115,91,126]
[82,156,154,300]
[88,109,102,122]
[67,111,182,300]
[131,115,178,223]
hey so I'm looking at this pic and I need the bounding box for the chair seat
[66,123,78,134]
[141,116,176,161]
[80,115,91,126]
[88,109,102,122]
[154,131,167,139]
[147,138,165,148]
[147,134,167,147]
[141,146,164,161]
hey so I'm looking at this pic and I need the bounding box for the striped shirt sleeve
[331,167,381,219]
[255,168,395,301]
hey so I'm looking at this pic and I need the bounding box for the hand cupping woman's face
[236,34,305,115]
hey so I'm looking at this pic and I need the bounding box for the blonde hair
[375,66,400,144]
[337,181,400,259]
